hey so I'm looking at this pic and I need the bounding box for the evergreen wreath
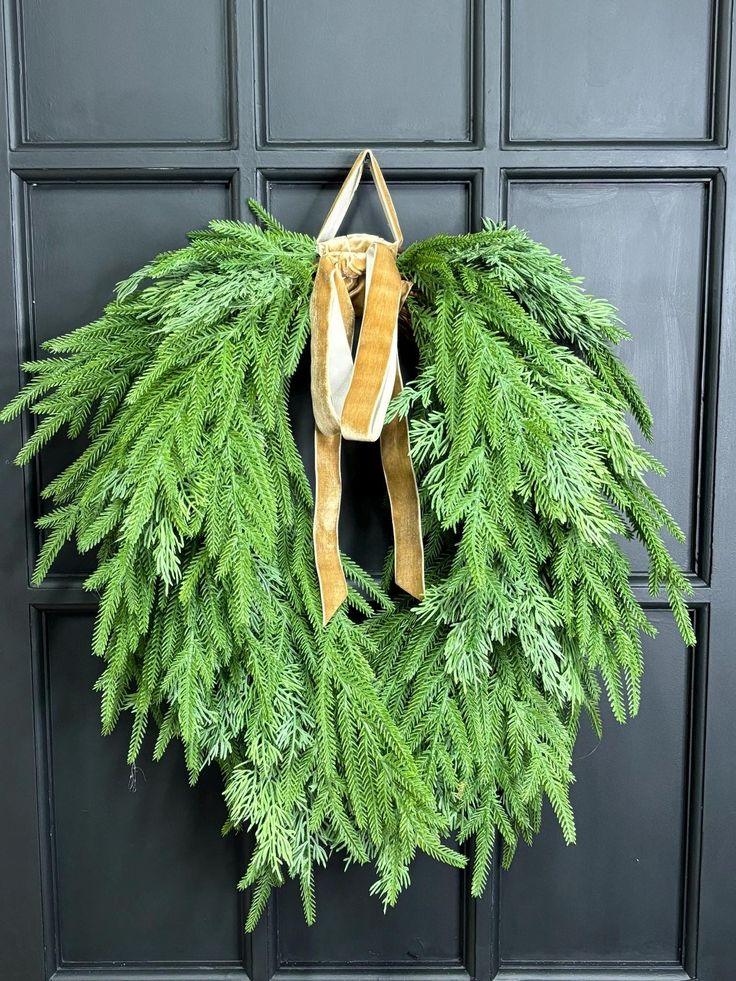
[2,196,694,929]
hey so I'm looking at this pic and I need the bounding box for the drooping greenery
[1,202,694,928]
[386,227,694,891]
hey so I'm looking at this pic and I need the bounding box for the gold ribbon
[310,150,425,624]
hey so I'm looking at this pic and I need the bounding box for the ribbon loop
[316,149,403,249]
[310,151,424,624]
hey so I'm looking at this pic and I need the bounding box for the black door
[1,2,734,979]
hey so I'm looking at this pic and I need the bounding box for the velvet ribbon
[310,150,425,624]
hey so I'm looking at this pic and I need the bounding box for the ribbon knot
[310,151,425,624]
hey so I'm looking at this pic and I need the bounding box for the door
[1,2,734,979]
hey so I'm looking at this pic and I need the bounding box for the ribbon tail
[311,255,356,624]
[314,428,348,625]
[381,368,425,602]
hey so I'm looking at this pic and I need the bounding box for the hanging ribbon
[310,149,425,624]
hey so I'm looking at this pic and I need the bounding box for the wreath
[2,151,694,929]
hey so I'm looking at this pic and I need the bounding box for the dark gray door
[1,2,734,979]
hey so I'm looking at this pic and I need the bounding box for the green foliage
[391,224,695,887]
[1,205,694,928]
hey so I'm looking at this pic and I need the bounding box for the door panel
[505,177,711,575]
[277,857,465,968]
[499,612,699,966]
[507,0,715,143]
[45,613,243,968]
[14,0,233,147]
[266,177,477,242]
[1,2,733,980]
[23,179,234,578]
[259,0,476,146]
